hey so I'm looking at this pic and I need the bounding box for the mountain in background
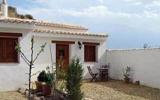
[0,4,34,19]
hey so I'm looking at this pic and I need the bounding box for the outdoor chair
[87,66,98,82]
[99,65,109,81]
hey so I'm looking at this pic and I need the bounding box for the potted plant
[42,72,53,96]
[36,70,46,92]
[37,69,54,96]
[123,66,131,83]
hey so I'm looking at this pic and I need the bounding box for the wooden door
[56,44,69,71]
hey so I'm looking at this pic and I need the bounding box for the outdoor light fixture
[78,41,82,49]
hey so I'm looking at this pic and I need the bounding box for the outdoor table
[97,68,109,81]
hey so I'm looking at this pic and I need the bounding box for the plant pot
[35,81,43,92]
[124,77,130,84]
[42,84,52,96]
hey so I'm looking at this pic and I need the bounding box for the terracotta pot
[42,84,52,96]
[35,81,43,92]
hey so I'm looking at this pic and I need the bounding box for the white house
[0,0,108,91]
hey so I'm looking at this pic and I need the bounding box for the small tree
[123,66,131,83]
[143,43,148,49]
[66,58,83,100]
[16,36,46,100]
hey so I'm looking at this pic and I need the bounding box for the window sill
[0,62,20,64]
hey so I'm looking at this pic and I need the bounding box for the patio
[82,80,160,100]
[1,80,160,100]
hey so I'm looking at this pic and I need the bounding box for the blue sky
[6,0,160,49]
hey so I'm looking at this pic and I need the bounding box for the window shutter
[0,37,18,63]
[0,38,4,62]
[5,38,18,62]
[0,33,21,63]
[84,45,96,62]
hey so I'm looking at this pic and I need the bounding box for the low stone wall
[106,48,160,89]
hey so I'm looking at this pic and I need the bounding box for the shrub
[37,70,54,86]
[56,67,66,80]
[66,58,83,100]
[37,70,46,82]
[25,14,34,19]
[123,66,131,83]
[45,72,54,86]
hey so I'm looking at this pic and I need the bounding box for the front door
[56,44,69,71]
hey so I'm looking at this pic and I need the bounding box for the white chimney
[1,0,8,17]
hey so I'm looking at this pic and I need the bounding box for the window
[0,37,18,63]
[84,45,97,62]
[0,33,22,63]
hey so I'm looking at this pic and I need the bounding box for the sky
[5,0,160,49]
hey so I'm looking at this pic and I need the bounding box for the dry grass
[82,80,160,100]
[1,80,160,100]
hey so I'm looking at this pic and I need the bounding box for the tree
[25,14,34,19]
[16,36,46,100]
[66,58,83,100]
[143,43,148,49]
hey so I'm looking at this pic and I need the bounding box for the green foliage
[56,67,66,80]
[45,72,54,86]
[56,80,66,92]
[123,66,131,79]
[25,14,34,19]
[37,70,46,82]
[66,58,83,100]
[37,70,54,86]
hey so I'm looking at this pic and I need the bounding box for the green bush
[37,70,54,86]
[66,58,83,100]
[37,70,46,82]
[45,72,54,86]
[56,67,66,80]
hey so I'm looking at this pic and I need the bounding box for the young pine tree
[66,58,83,100]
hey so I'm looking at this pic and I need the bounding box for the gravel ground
[1,80,160,100]
[0,91,27,100]
[82,80,160,100]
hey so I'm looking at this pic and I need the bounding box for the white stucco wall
[32,33,107,80]
[83,39,107,79]
[0,32,32,91]
[106,48,160,89]
[0,21,107,91]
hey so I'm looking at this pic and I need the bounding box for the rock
[17,88,27,94]
[32,96,41,100]
[25,90,29,97]
[84,98,93,100]
[135,81,140,85]
[40,96,45,100]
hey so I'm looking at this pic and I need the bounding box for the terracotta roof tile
[0,17,108,37]
[0,17,34,24]
[0,17,88,30]
[33,29,108,37]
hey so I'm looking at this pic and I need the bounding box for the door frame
[56,44,69,70]
[53,40,75,70]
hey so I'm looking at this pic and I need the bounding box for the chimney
[1,0,8,17]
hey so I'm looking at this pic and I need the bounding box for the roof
[34,29,107,37]
[0,17,108,37]
[0,17,87,30]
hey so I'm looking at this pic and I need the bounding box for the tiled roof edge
[0,17,88,30]
[33,29,108,37]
